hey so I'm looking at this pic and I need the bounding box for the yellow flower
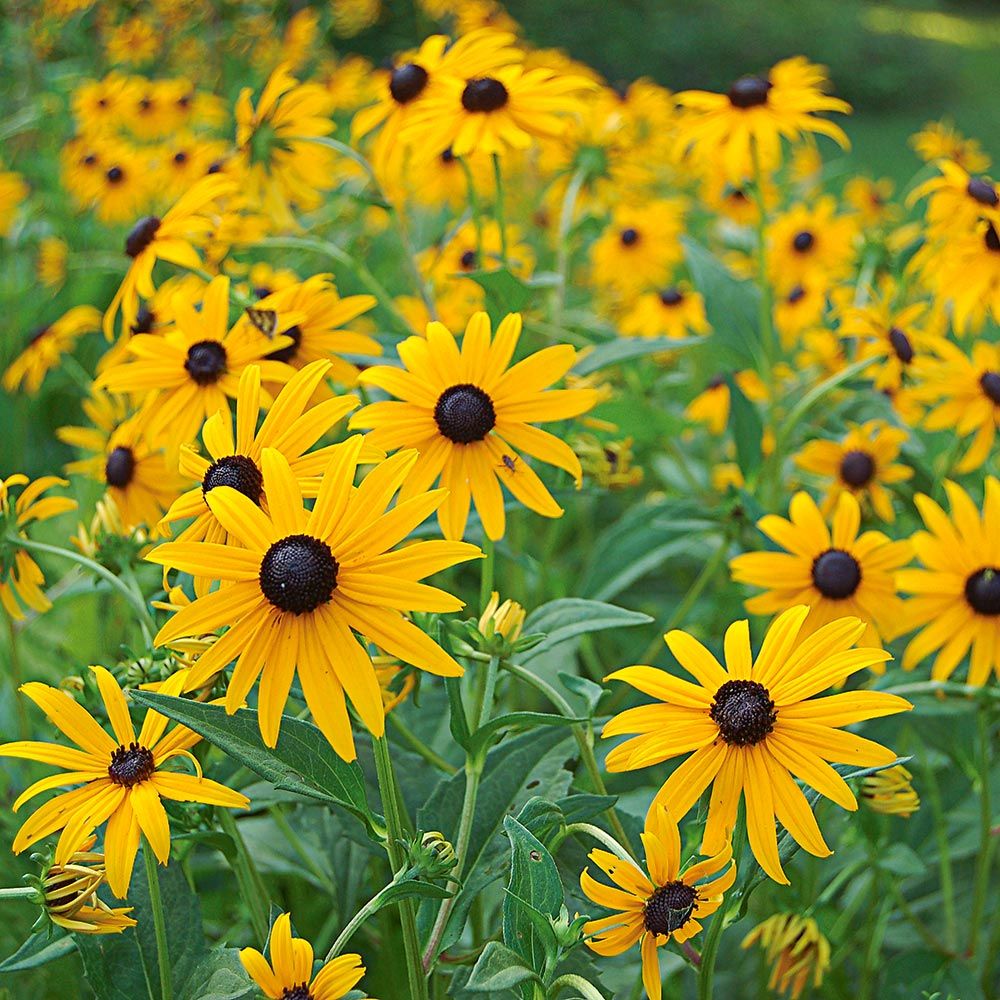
[91,143,150,224]
[581,805,735,1000]
[730,490,912,648]
[860,764,919,818]
[742,913,831,999]
[351,312,600,541]
[0,668,248,897]
[96,275,294,452]
[843,176,899,229]
[0,475,77,620]
[774,282,826,348]
[573,434,644,490]
[104,15,159,66]
[910,119,990,174]
[71,74,132,136]
[478,590,525,643]
[102,173,234,341]
[766,196,858,292]
[603,606,909,883]
[3,305,101,395]
[37,236,68,290]
[675,57,850,182]
[0,169,29,236]
[794,420,913,523]
[619,284,710,341]
[240,913,365,999]
[331,0,382,38]
[898,477,1000,686]
[148,445,480,755]
[685,370,766,436]
[909,160,1000,237]
[40,835,137,934]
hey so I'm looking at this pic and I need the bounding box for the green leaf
[0,930,75,973]
[502,817,564,979]
[464,941,541,992]
[571,335,704,376]
[878,843,926,877]
[725,373,763,477]
[683,236,759,366]
[557,793,618,826]
[76,855,255,1000]
[469,711,583,757]
[557,673,604,716]
[518,599,652,666]
[445,676,473,750]
[130,693,380,836]
[467,268,534,313]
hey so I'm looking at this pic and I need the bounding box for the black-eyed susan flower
[843,176,899,229]
[581,805,735,1000]
[774,282,825,348]
[675,57,850,182]
[913,340,1000,472]
[96,275,294,452]
[730,491,912,648]
[766,197,858,292]
[619,284,710,341]
[0,474,77,620]
[685,370,766,436]
[240,913,365,1000]
[603,607,909,883]
[36,236,68,290]
[248,275,380,387]
[38,834,137,934]
[794,420,912,523]
[160,360,381,589]
[91,144,149,225]
[910,119,990,174]
[0,168,29,236]
[404,61,593,158]
[351,312,600,541]
[3,306,101,395]
[234,63,338,227]
[0,667,248,898]
[909,160,999,235]
[573,434,644,491]
[742,913,831,999]
[589,201,686,297]
[102,173,234,340]
[860,764,919,817]
[58,392,182,532]
[148,446,480,755]
[898,477,1000,685]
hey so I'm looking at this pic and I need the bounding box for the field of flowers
[1,1,998,998]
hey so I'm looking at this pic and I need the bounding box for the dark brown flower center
[266,325,302,363]
[184,341,228,385]
[786,284,806,305]
[965,568,1000,616]
[792,231,815,253]
[125,216,161,258]
[812,548,861,599]
[839,449,875,487]
[131,305,155,335]
[888,326,914,364]
[659,287,683,306]
[106,166,124,184]
[460,249,478,270]
[203,455,263,503]
[620,227,640,247]
[710,679,776,745]
[434,383,496,443]
[441,147,455,163]
[390,62,429,104]
[644,880,697,935]
[986,223,1000,253]
[462,77,509,113]
[728,75,771,108]
[280,987,312,1000]
[967,177,999,207]
[260,534,339,614]
[27,325,48,346]
[105,446,136,488]
[980,371,1000,406]
[108,742,155,787]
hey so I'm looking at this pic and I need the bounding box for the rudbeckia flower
[684,370,766,436]
[675,57,850,182]
[766,197,858,291]
[159,360,381,592]
[0,668,249,898]
[730,491,912,648]
[794,420,912,523]
[95,275,294,452]
[3,306,101,395]
[240,913,365,1000]
[910,119,991,174]
[0,474,77,620]
[742,913,831,999]
[102,173,234,340]
[860,764,919,818]
[603,607,910,883]
[351,312,600,541]
[909,160,1000,235]
[148,446,481,756]
[581,806,735,1000]
[898,477,1000,686]
[619,283,710,341]
[91,143,149,225]
[0,168,28,236]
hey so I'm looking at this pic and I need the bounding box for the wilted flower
[860,764,919,818]
[742,913,831,999]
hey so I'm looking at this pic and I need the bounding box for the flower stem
[0,886,37,900]
[696,903,729,1000]
[479,534,495,613]
[388,713,458,774]
[216,808,270,942]
[326,876,400,961]
[967,705,996,959]
[552,822,632,861]
[921,753,957,952]
[142,837,173,1000]
[548,973,607,1000]
[3,608,29,738]
[372,736,428,1000]
[492,153,507,263]
[553,168,586,326]
[459,156,484,260]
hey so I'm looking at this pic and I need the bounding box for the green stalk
[967,706,995,959]
[142,838,173,1000]
[217,808,270,942]
[503,660,637,859]
[0,886,37,900]
[553,168,586,326]
[548,974,606,1000]
[4,608,29,738]
[696,903,729,1000]
[492,153,508,262]
[552,822,632,861]
[479,534,495,612]
[388,713,458,774]
[325,876,401,960]
[921,754,957,952]
[459,156,484,260]
[372,736,428,1000]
